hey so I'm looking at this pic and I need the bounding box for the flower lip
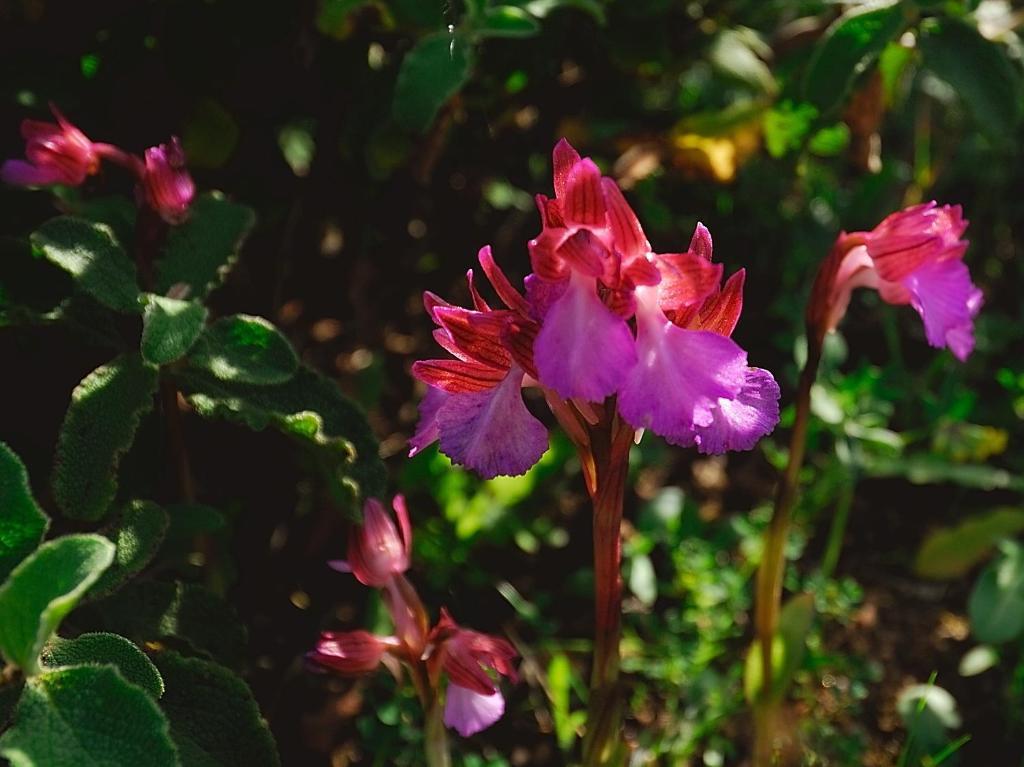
[430,608,518,697]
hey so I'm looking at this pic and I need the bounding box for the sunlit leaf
[0,442,49,581]
[141,294,208,366]
[188,315,299,385]
[915,508,1024,580]
[41,633,164,699]
[968,542,1024,644]
[393,32,474,132]
[88,501,170,600]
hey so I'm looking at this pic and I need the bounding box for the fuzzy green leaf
[154,651,280,766]
[89,501,170,600]
[156,193,256,299]
[919,17,1022,138]
[0,443,49,581]
[802,0,906,115]
[188,315,299,385]
[0,665,177,767]
[53,354,159,521]
[30,217,141,314]
[393,32,475,132]
[41,632,164,699]
[0,534,115,674]
[142,295,209,366]
[94,581,246,669]
[178,366,385,498]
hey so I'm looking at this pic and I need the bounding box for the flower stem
[412,665,451,767]
[752,330,823,766]
[580,410,634,767]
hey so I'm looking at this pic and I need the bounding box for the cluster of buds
[411,139,781,479]
[808,201,981,360]
[2,104,195,224]
[307,496,518,737]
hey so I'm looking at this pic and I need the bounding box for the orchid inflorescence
[411,139,783,480]
[1,103,194,224]
[307,496,519,738]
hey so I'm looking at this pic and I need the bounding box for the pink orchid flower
[139,137,195,224]
[811,201,982,361]
[1,104,101,187]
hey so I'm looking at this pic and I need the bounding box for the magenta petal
[327,560,353,573]
[694,367,780,453]
[902,258,983,362]
[444,684,505,737]
[618,292,747,443]
[409,386,446,456]
[1,159,64,186]
[436,367,548,478]
[534,271,637,401]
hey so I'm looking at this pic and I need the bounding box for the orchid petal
[561,157,606,228]
[688,222,713,261]
[618,291,747,443]
[444,685,505,737]
[436,366,547,478]
[552,138,581,199]
[409,386,446,456]
[694,367,780,453]
[903,257,983,361]
[534,271,637,401]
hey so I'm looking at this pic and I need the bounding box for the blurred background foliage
[1,0,1023,764]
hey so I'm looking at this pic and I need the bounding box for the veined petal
[602,177,648,260]
[688,222,713,261]
[693,367,780,453]
[444,685,505,737]
[903,258,983,361]
[432,306,511,369]
[557,229,607,277]
[436,366,548,478]
[655,252,723,316]
[694,269,745,335]
[534,270,637,401]
[552,138,581,199]
[412,359,507,394]
[561,157,606,228]
[618,290,747,442]
[478,246,531,315]
[409,386,446,456]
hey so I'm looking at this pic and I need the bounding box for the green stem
[820,468,856,581]
[752,331,823,767]
[411,664,451,767]
[580,413,634,767]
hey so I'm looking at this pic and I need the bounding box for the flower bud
[139,137,195,224]
[1,105,99,187]
[346,496,412,588]
[306,630,389,675]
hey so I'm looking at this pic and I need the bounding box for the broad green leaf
[94,580,246,668]
[41,632,164,698]
[77,196,137,248]
[30,217,141,314]
[475,6,541,38]
[919,17,1021,138]
[154,651,280,766]
[393,32,475,132]
[53,354,159,521]
[142,294,208,366]
[178,366,386,498]
[0,443,49,581]
[188,315,299,385]
[914,508,1024,580]
[89,501,170,600]
[0,665,177,767]
[802,1,906,115]
[0,534,115,674]
[156,193,256,299]
[744,593,814,702]
[968,543,1024,644]
[0,236,72,318]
